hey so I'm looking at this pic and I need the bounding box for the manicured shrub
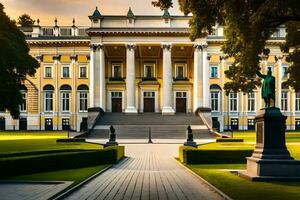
[56,138,86,143]
[179,145,252,164]
[0,146,125,178]
[216,138,244,142]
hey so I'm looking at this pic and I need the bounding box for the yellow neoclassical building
[0,7,299,132]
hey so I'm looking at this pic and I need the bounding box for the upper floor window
[79,92,88,112]
[282,65,288,78]
[61,92,70,112]
[42,28,53,36]
[44,65,53,78]
[44,92,53,112]
[79,65,87,78]
[20,92,27,112]
[175,63,187,79]
[210,66,219,78]
[247,92,255,112]
[210,91,220,112]
[296,93,300,112]
[281,92,289,111]
[78,28,87,36]
[62,65,70,78]
[60,28,72,36]
[112,63,122,78]
[229,93,238,112]
[144,63,155,78]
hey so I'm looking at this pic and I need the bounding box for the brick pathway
[64,144,223,200]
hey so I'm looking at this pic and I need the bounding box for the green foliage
[0,4,39,118]
[17,14,35,27]
[153,0,300,92]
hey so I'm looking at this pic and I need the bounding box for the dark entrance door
[19,118,27,131]
[62,118,70,131]
[144,92,155,112]
[296,119,300,130]
[112,98,122,112]
[212,117,220,132]
[231,118,239,131]
[176,98,186,113]
[247,119,255,130]
[45,118,53,131]
[0,117,5,130]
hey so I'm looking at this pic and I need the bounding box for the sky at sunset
[1,0,182,25]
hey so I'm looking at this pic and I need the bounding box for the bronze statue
[257,68,275,108]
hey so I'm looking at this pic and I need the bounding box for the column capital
[90,43,104,51]
[162,43,172,51]
[70,55,78,62]
[259,54,268,61]
[275,55,284,61]
[53,55,61,61]
[219,54,228,61]
[86,55,90,61]
[193,42,208,51]
[125,43,137,51]
[35,55,44,63]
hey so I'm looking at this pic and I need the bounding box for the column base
[162,107,175,115]
[125,107,138,114]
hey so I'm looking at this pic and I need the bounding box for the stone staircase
[89,113,211,140]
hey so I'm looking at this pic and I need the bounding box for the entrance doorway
[212,117,220,132]
[19,118,27,131]
[144,92,155,112]
[231,118,239,131]
[45,118,53,131]
[175,92,187,113]
[111,92,122,112]
[0,117,5,130]
[247,119,255,130]
[62,118,70,131]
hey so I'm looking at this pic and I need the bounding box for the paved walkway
[0,181,72,200]
[64,144,223,200]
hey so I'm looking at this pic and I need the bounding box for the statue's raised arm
[256,70,266,79]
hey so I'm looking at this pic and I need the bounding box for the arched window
[210,84,221,112]
[60,85,71,112]
[43,85,54,112]
[77,85,89,112]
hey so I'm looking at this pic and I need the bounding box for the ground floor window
[296,119,300,130]
[248,119,255,130]
[210,91,220,112]
[229,93,238,112]
[61,92,70,112]
[44,92,53,112]
[281,92,288,111]
[231,118,239,130]
[79,92,88,112]
[62,118,70,131]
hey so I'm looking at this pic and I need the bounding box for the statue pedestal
[184,141,197,147]
[239,107,300,181]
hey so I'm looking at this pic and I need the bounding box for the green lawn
[185,133,300,200]
[7,165,109,199]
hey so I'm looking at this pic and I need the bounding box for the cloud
[2,0,181,25]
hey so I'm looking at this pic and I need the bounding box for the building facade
[1,7,300,132]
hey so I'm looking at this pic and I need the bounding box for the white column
[89,45,95,107]
[276,55,283,108]
[193,44,202,111]
[202,44,210,108]
[125,44,138,113]
[99,44,106,110]
[162,43,175,115]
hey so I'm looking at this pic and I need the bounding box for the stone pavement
[64,144,223,200]
[0,181,72,200]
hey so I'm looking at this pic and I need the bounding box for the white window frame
[296,93,300,112]
[282,64,288,79]
[281,91,289,112]
[210,91,220,112]
[143,63,156,78]
[44,91,53,112]
[20,91,27,112]
[79,92,88,112]
[44,64,53,78]
[61,64,71,78]
[175,63,187,78]
[210,65,219,78]
[229,92,238,112]
[112,63,123,78]
[61,91,71,112]
[247,92,256,112]
[79,65,88,78]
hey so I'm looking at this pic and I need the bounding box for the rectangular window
[44,66,52,78]
[144,92,155,98]
[61,92,70,112]
[112,64,122,78]
[229,93,238,112]
[79,66,87,78]
[42,28,53,36]
[281,92,288,111]
[144,63,155,78]
[60,28,72,36]
[296,93,300,111]
[247,92,255,112]
[210,66,219,78]
[210,92,219,112]
[78,28,87,36]
[175,63,187,79]
[282,65,288,78]
[20,92,27,112]
[176,92,187,98]
[62,65,70,78]
[79,92,88,112]
[44,92,53,112]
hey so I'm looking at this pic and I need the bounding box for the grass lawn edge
[174,158,233,200]
[51,157,128,200]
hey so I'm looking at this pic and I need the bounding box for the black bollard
[148,127,153,144]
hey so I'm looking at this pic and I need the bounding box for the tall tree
[0,3,39,118]
[153,0,300,93]
[17,14,35,27]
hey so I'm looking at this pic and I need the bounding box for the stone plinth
[240,107,300,181]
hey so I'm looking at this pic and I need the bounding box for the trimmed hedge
[179,146,252,164]
[56,138,86,143]
[0,146,124,178]
[216,138,244,143]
